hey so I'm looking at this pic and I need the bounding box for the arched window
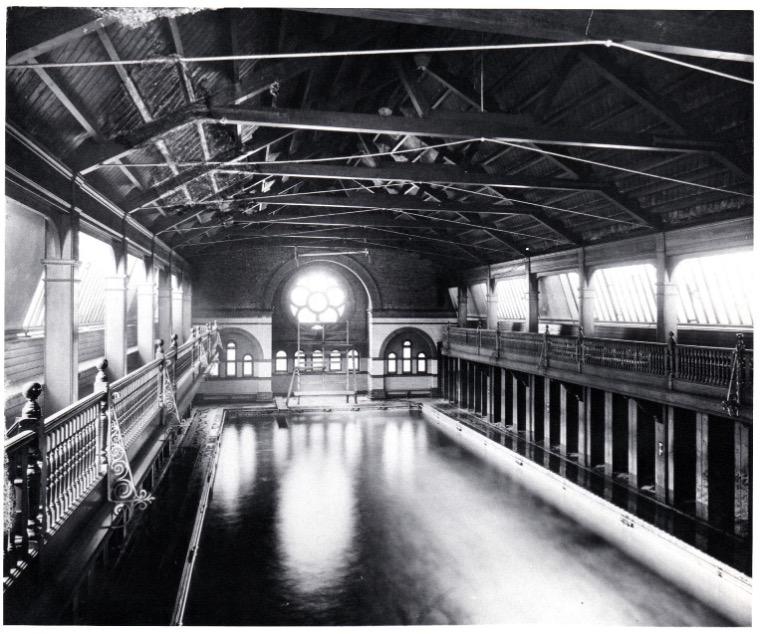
[402,340,412,373]
[275,350,287,373]
[329,350,341,371]
[387,352,397,374]
[347,349,359,371]
[416,352,427,374]
[226,342,237,377]
[242,354,254,377]
[295,350,306,369]
[312,350,324,370]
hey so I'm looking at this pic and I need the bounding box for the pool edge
[422,403,752,627]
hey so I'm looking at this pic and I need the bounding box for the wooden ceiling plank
[8,14,116,65]
[292,9,753,62]
[578,49,751,182]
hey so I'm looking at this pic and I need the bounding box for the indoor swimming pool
[180,410,730,626]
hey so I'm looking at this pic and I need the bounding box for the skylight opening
[592,262,657,324]
[674,251,753,327]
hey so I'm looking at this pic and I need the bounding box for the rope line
[6,38,751,83]
[93,138,481,170]
[487,139,753,197]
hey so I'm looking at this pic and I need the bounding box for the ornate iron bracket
[161,367,186,430]
[107,392,154,513]
[722,333,748,417]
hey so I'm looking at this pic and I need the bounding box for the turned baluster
[156,339,166,427]
[171,333,179,390]
[94,360,110,476]
[18,382,45,546]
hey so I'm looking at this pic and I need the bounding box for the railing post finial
[19,382,43,430]
[155,338,165,360]
[94,358,110,392]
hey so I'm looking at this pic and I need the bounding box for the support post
[172,280,184,342]
[559,383,568,456]
[525,374,534,445]
[666,406,676,506]
[579,248,596,337]
[457,285,468,327]
[157,267,172,346]
[525,263,539,333]
[628,398,639,489]
[578,387,590,467]
[486,277,498,330]
[733,421,751,537]
[654,410,668,504]
[104,241,128,378]
[695,412,709,521]
[543,377,552,450]
[511,373,519,429]
[603,391,614,478]
[656,234,679,343]
[136,278,155,365]
[499,368,507,425]
[42,258,79,413]
[182,277,193,341]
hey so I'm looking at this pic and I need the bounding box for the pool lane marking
[170,407,225,626]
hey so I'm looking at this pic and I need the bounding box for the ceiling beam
[207,106,723,153]
[222,162,615,193]
[124,128,294,213]
[293,9,753,62]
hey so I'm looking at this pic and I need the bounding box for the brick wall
[190,246,452,360]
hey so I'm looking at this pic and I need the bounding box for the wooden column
[603,391,614,478]
[578,248,596,337]
[486,278,498,330]
[578,387,590,466]
[543,377,552,450]
[182,276,193,341]
[695,412,710,521]
[559,384,568,456]
[655,234,679,343]
[499,369,507,425]
[104,240,128,379]
[136,259,155,365]
[43,256,80,414]
[627,398,639,489]
[511,374,519,429]
[525,264,539,333]
[172,279,184,341]
[666,406,676,506]
[654,409,668,504]
[157,267,173,345]
[525,374,535,444]
[457,286,468,327]
[733,421,751,537]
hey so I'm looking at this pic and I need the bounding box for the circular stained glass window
[289,271,346,323]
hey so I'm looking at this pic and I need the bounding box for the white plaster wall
[194,316,272,378]
[369,317,455,358]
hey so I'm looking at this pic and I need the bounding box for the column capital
[41,258,78,266]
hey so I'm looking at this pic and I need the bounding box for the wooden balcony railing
[444,326,752,408]
[3,323,220,587]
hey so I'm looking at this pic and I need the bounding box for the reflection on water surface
[184,411,729,626]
